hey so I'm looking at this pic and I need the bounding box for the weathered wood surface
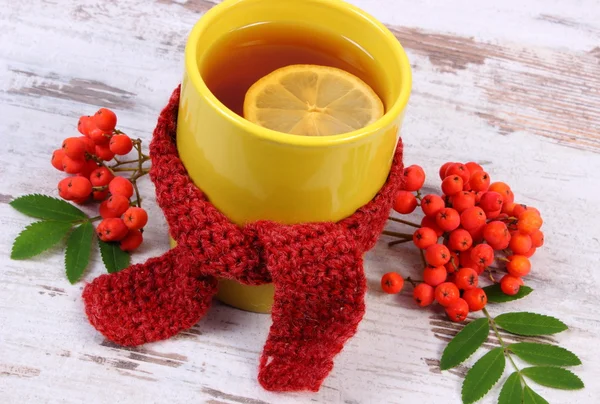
[1,0,599,403]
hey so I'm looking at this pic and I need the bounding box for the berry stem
[388,239,412,247]
[420,249,427,267]
[382,230,413,239]
[388,217,421,228]
[405,276,423,288]
[415,190,423,201]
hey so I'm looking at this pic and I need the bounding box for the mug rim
[184,0,412,147]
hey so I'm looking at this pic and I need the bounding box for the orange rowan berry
[484,221,510,250]
[393,191,418,214]
[109,134,133,156]
[460,249,482,274]
[480,191,504,213]
[486,209,502,220]
[467,224,486,244]
[79,136,96,154]
[421,194,445,217]
[465,162,483,175]
[488,182,512,204]
[439,162,455,180]
[122,207,148,230]
[522,247,537,258]
[436,207,460,232]
[448,229,473,252]
[425,243,451,266]
[106,194,130,216]
[505,189,515,205]
[462,288,487,311]
[502,202,516,216]
[108,177,134,199]
[454,267,479,290]
[517,210,543,235]
[93,189,109,201]
[506,255,531,277]
[51,149,66,171]
[89,128,111,145]
[451,191,476,213]
[413,227,438,249]
[95,144,115,161]
[120,229,143,251]
[403,165,426,192]
[58,178,73,200]
[62,137,87,160]
[421,216,444,237]
[435,282,460,307]
[530,230,544,247]
[441,175,463,196]
[445,298,469,322]
[500,275,522,296]
[462,181,472,192]
[66,176,92,199]
[94,108,117,132]
[470,244,494,268]
[96,218,128,242]
[423,265,447,287]
[79,160,99,178]
[460,207,486,230]
[77,115,96,136]
[513,204,539,218]
[62,155,85,174]
[445,163,471,183]
[509,232,532,255]
[413,283,435,307]
[90,167,114,187]
[99,200,119,219]
[381,272,404,294]
[469,171,490,192]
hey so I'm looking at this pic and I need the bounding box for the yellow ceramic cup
[177,0,412,313]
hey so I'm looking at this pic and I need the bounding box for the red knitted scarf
[82,87,405,392]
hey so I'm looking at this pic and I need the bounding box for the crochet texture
[82,86,405,392]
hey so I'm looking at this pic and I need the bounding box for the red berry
[460,207,487,230]
[423,265,447,287]
[506,255,531,277]
[120,229,143,251]
[413,283,435,307]
[460,249,483,274]
[467,224,486,244]
[502,202,517,216]
[517,211,543,235]
[445,163,470,183]
[425,243,451,266]
[500,275,522,295]
[486,209,502,220]
[479,191,504,213]
[441,175,463,196]
[434,282,460,307]
[454,267,479,290]
[513,204,539,218]
[505,189,515,205]
[462,288,487,311]
[445,298,469,322]
[90,167,114,187]
[530,230,544,248]
[58,178,73,200]
[421,194,445,217]
[66,177,93,199]
[522,247,537,258]
[435,208,460,232]
[51,149,66,171]
[62,156,85,174]
[421,216,444,237]
[93,189,109,201]
[509,232,532,255]
[108,177,134,199]
[413,227,438,249]
[403,165,426,192]
[122,207,148,230]
[488,182,512,204]
[106,194,130,216]
[109,134,133,156]
[79,136,96,154]
[95,144,115,161]
[78,116,96,136]
[451,191,475,213]
[89,128,111,145]
[381,272,404,294]
[448,229,473,252]
[99,200,119,219]
[96,218,128,242]
[483,221,510,250]
[93,108,117,132]
[62,137,87,160]
[470,244,494,268]
[79,160,99,178]
[393,191,418,214]
[465,162,483,175]
[439,162,455,180]
[469,171,490,192]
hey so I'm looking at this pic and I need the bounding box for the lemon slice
[243,64,384,136]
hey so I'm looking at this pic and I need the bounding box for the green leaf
[495,312,568,336]
[483,284,533,303]
[461,347,506,404]
[498,372,523,404]
[509,342,581,367]
[521,366,584,390]
[523,386,549,404]
[10,194,87,222]
[99,239,130,273]
[11,221,72,259]
[65,222,95,284]
[440,318,489,370]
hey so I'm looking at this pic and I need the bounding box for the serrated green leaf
[65,222,95,284]
[498,372,523,404]
[495,312,568,336]
[440,318,489,370]
[509,342,581,367]
[523,386,549,404]
[11,221,72,259]
[10,194,87,222]
[98,239,130,273]
[483,284,533,303]
[521,366,584,390]
[462,347,506,404]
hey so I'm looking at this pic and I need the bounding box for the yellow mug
[176,0,412,313]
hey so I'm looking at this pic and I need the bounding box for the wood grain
[1,0,600,403]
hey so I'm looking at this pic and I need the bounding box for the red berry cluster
[51,108,149,251]
[381,162,544,322]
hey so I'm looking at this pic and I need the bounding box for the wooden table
[1,0,599,403]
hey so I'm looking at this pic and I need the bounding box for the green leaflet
[509,342,581,367]
[11,221,73,259]
[521,366,584,390]
[65,222,95,284]
[440,318,489,370]
[98,239,130,273]
[10,194,87,222]
[498,372,523,404]
[483,284,533,303]
[495,312,568,336]
[461,347,505,404]
[523,386,549,404]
